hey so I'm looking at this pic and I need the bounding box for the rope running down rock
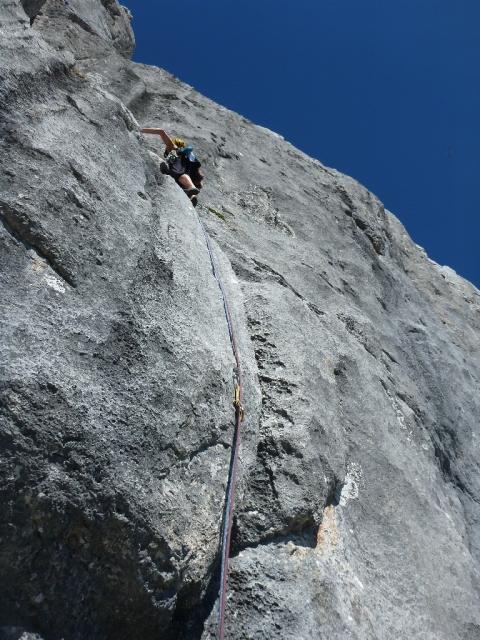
[196,208,244,640]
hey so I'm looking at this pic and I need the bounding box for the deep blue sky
[126,0,479,288]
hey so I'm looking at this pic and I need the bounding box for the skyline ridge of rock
[1,1,479,639]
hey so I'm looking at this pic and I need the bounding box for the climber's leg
[191,167,204,190]
[178,174,196,191]
[177,174,200,201]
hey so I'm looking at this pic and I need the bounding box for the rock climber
[141,128,204,207]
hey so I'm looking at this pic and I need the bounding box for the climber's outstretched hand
[141,128,174,151]
[141,127,163,135]
[141,128,175,151]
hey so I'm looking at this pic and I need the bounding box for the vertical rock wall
[1,1,479,639]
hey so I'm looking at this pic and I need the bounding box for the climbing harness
[196,208,244,640]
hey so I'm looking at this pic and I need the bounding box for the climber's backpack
[179,146,201,171]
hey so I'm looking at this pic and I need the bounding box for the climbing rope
[196,208,244,640]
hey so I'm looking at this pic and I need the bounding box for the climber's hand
[141,128,164,135]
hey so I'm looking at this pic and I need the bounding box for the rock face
[1,2,479,639]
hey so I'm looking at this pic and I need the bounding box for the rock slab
[1,2,480,639]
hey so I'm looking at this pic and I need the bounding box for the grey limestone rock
[1,1,479,639]
[0,628,45,640]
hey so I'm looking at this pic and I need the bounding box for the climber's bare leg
[178,174,196,190]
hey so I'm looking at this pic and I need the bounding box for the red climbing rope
[196,211,244,640]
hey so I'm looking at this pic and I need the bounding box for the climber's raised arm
[140,128,175,152]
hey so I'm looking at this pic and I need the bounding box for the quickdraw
[233,384,245,422]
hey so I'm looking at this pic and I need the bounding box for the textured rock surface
[1,1,480,639]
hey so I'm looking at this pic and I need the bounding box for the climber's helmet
[173,137,185,148]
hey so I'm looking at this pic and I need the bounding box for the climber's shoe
[191,195,198,207]
[184,187,200,196]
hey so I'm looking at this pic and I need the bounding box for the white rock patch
[339,462,363,507]
[45,273,66,293]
